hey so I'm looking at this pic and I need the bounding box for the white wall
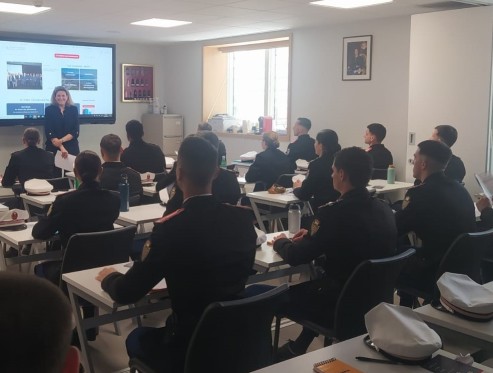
[407,7,493,193]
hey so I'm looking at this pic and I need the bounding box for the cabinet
[142,114,183,157]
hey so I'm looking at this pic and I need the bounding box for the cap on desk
[140,172,155,182]
[0,209,29,226]
[24,179,53,195]
[437,272,493,320]
[365,303,442,361]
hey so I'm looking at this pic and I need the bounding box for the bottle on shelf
[118,173,129,212]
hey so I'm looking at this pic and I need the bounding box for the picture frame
[121,64,154,102]
[342,35,372,81]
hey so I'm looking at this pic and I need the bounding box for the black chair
[399,229,493,304]
[371,168,388,180]
[46,177,71,191]
[274,249,415,348]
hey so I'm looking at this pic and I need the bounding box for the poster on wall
[122,64,154,102]
[342,35,372,81]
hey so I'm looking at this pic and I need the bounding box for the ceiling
[0,0,487,44]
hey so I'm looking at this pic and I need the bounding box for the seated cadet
[274,147,397,359]
[395,140,476,307]
[245,131,294,190]
[293,129,341,212]
[96,136,257,372]
[476,196,493,230]
[2,127,54,190]
[198,122,227,162]
[33,150,120,284]
[158,131,241,215]
[100,134,143,205]
[286,117,317,170]
[363,122,393,179]
[0,272,80,373]
[430,125,465,183]
[121,119,166,173]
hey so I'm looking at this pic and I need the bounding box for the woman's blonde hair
[262,131,280,149]
[50,86,74,106]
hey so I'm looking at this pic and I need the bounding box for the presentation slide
[0,40,113,120]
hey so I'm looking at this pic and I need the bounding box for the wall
[161,17,411,179]
[407,7,493,193]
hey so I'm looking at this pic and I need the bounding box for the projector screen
[0,37,116,126]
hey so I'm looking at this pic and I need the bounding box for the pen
[355,356,401,365]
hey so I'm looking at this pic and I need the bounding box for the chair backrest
[184,284,289,373]
[46,177,71,191]
[437,228,493,285]
[59,226,136,286]
[333,248,415,341]
[371,168,388,180]
[275,174,297,188]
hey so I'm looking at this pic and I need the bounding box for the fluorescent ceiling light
[0,1,50,14]
[131,18,191,28]
[310,0,393,9]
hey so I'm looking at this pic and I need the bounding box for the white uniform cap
[0,209,29,227]
[24,179,53,194]
[140,172,155,182]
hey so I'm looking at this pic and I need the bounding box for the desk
[0,203,8,212]
[368,179,414,196]
[116,203,165,234]
[246,190,309,232]
[415,304,493,354]
[63,263,170,373]
[232,160,253,176]
[20,190,69,211]
[0,222,61,270]
[252,334,492,373]
[142,182,157,197]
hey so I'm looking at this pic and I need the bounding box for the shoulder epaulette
[155,208,184,224]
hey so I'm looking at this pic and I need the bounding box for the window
[203,37,291,136]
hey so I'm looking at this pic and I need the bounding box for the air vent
[419,0,493,9]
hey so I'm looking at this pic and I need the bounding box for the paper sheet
[54,151,76,172]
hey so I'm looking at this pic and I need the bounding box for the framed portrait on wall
[342,35,372,81]
[121,64,154,102]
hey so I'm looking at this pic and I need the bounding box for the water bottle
[288,204,301,237]
[387,164,396,184]
[119,173,129,212]
[220,155,227,169]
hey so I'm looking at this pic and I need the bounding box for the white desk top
[0,222,46,248]
[0,203,8,212]
[65,171,75,179]
[237,176,246,185]
[415,304,493,344]
[116,203,165,226]
[0,186,15,198]
[142,183,157,197]
[20,190,70,206]
[246,190,300,205]
[252,335,492,372]
[255,232,285,268]
[368,179,414,195]
[62,262,167,308]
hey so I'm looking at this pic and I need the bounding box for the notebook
[421,355,483,373]
[475,173,493,201]
[313,358,363,373]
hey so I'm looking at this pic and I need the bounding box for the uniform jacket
[286,134,317,170]
[44,105,80,156]
[367,143,393,179]
[293,153,340,212]
[32,181,120,248]
[100,162,143,201]
[121,139,165,173]
[1,146,54,187]
[245,147,294,189]
[274,187,397,287]
[395,172,476,268]
[101,195,257,352]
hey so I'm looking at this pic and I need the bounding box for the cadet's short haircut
[417,140,452,170]
[100,134,122,158]
[178,136,218,187]
[333,147,372,189]
[75,150,101,184]
[435,125,458,147]
[0,272,74,373]
[297,117,311,131]
[23,127,40,147]
[126,120,144,140]
[367,123,387,142]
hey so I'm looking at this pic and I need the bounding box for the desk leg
[0,242,6,271]
[250,200,267,232]
[67,284,95,373]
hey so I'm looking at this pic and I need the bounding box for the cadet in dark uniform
[274,147,397,359]
[100,134,143,206]
[97,136,257,373]
[245,131,294,190]
[293,129,341,212]
[364,122,393,179]
[430,124,465,183]
[156,131,241,215]
[2,127,54,189]
[396,140,476,307]
[286,117,317,170]
[198,122,227,162]
[121,119,166,173]
[476,196,493,230]
[32,151,120,283]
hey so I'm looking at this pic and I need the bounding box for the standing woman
[293,129,341,211]
[44,86,80,159]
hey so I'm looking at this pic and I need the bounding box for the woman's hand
[51,138,62,148]
[476,196,492,213]
[96,267,118,282]
[293,180,302,188]
[292,228,308,242]
[60,146,68,159]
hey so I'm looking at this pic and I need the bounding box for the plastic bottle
[220,155,227,169]
[119,173,129,212]
[387,164,396,184]
[288,204,301,236]
[74,178,80,190]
